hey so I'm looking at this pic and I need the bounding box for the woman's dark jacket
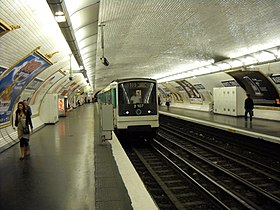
[15,109,33,129]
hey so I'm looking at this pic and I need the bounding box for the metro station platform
[159,106,280,144]
[0,104,158,210]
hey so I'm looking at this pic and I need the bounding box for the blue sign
[0,51,52,125]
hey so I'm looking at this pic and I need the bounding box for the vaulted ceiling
[1,0,280,91]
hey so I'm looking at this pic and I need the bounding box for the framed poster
[176,80,203,104]
[221,80,240,87]
[0,19,20,37]
[0,49,52,126]
[270,74,280,90]
[227,70,280,106]
[0,67,6,77]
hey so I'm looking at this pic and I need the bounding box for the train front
[117,79,159,137]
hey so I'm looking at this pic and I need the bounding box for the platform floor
[0,104,157,210]
[160,106,280,143]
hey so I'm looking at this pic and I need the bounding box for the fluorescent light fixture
[157,46,280,84]
[215,62,231,70]
[155,59,214,80]
[197,67,211,75]
[204,64,220,72]
[226,59,244,68]
[239,56,258,65]
[267,48,280,59]
[229,42,280,58]
[253,51,276,62]
[55,15,66,23]
[158,73,188,83]
[54,11,66,22]
[55,11,64,16]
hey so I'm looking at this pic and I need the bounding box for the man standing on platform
[23,99,33,130]
[244,93,254,122]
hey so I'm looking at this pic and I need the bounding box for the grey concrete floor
[0,105,96,210]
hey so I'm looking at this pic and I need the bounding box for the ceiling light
[253,51,277,62]
[155,59,214,80]
[205,64,221,72]
[55,15,66,23]
[226,59,244,68]
[239,56,258,65]
[268,47,280,58]
[197,67,211,75]
[215,62,232,70]
[55,11,64,16]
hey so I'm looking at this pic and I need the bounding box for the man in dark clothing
[244,94,254,121]
[23,100,33,130]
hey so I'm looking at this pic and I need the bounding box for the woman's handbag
[23,126,30,134]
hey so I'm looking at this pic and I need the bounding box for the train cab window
[118,82,156,105]
[130,90,142,104]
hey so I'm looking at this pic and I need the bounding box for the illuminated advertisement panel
[0,50,52,126]
[58,98,65,111]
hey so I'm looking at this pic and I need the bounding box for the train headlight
[148,110,152,114]
[125,111,130,115]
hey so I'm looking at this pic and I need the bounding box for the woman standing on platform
[15,101,33,160]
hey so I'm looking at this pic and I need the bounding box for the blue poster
[0,50,52,125]
[0,66,6,77]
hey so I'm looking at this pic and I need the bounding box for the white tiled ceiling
[1,0,280,91]
[96,0,280,88]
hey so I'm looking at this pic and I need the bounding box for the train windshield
[118,81,156,105]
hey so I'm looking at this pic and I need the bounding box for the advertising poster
[227,70,280,106]
[58,81,77,96]
[158,86,168,96]
[161,83,183,102]
[68,83,82,97]
[56,79,73,94]
[61,89,69,96]
[176,80,202,104]
[49,76,68,94]
[193,83,206,90]
[58,98,65,111]
[0,67,6,77]
[26,78,44,91]
[0,19,13,37]
[30,71,65,105]
[0,50,52,125]
[270,74,280,90]
[221,80,240,87]
[175,85,185,92]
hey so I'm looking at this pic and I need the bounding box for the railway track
[154,127,280,209]
[125,143,228,210]
[120,116,280,209]
[159,115,280,170]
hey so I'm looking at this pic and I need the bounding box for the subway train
[96,78,159,138]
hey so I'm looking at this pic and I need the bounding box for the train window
[118,81,156,105]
